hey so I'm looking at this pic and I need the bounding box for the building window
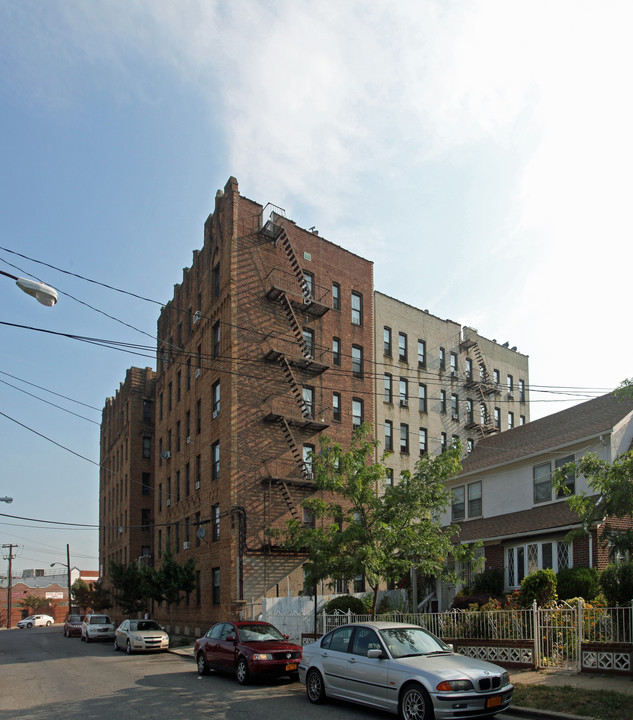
[555,455,576,497]
[177,371,181,402]
[142,436,151,459]
[507,374,514,394]
[303,444,315,478]
[533,462,552,503]
[213,321,221,358]
[508,411,514,429]
[520,415,526,426]
[466,398,474,424]
[212,504,220,541]
[186,358,191,391]
[399,378,408,407]
[351,292,362,325]
[195,511,201,547]
[303,270,314,297]
[417,384,427,413]
[441,432,447,453]
[143,399,152,423]
[519,379,526,403]
[385,420,393,452]
[332,392,341,421]
[141,508,151,532]
[384,373,393,403]
[213,262,220,297]
[197,399,202,434]
[176,421,181,452]
[302,506,315,527]
[212,568,221,604]
[352,399,364,430]
[158,483,162,513]
[185,463,190,497]
[494,407,501,429]
[440,390,447,413]
[417,340,426,367]
[168,382,173,411]
[303,327,315,358]
[468,481,482,517]
[450,352,457,375]
[451,393,459,420]
[332,337,341,366]
[384,327,392,356]
[159,393,163,421]
[439,347,445,370]
[465,358,473,381]
[493,369,500,385]
[157,529,162,558]
[212,381,220,419]
[400,423,409,454]
[212,442,220,481]
[398,332,407,362]
[332,282,340,310]
[175,471,181,502]
[507,541,571,588]
[166,477,172,505]
[353,574,365,593]
[419,427,427,455]
[302,386,314,418]
[452,486,465,521]
[196,570,201,606]
[385,468,394,486]
[352,345,363,378]
[142,473,151,496]
[467,438,474,453]
[195,456,201,489]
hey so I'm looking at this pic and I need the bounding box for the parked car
[114,619,169,654]
[81,613,115,642]
[195,620,302,684]
[63,613,84,637]
[17,614,54,629]
[299,621,513,720]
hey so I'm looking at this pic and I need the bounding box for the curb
[504,706,597,720]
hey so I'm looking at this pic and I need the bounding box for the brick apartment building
[375,292,529,485]
[100,366,157,573]
[99,176,531,631]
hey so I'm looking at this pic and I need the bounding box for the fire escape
[460,335,498,438]
[259,206,330,522]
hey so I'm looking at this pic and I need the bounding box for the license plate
[285,663,298,671]
[487,696,502,708]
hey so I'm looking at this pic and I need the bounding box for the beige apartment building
[375,292,530,483]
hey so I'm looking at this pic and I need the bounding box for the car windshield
[238,624,285,642]
[130,620,161,631]
[68,615,82,623]
[379,627,451,658]
[90,616,111,624]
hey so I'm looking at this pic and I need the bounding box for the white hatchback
[17,614,54,628]
[81,613,115,642]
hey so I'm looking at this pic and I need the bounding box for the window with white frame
[332,392,341,421]
[352,345,363,378]
[418,383,427,412]
[450,352,457,374]
[398,332,408,362]
[212,380,220,419]
[399,378,408,406]
[302,386,314,418]
[417,340,426,366]
[352,398,363,429]
[507,540,571,588]
[452,481,482,521]
[303,444,315,478]
[554,455,576,497]
[384,373,392,403]
[400,423,409,453]
[419,427,427,455]
[465,357,473,381]
[384,420,393,452]
[451,393,459,420]
[533,461,551,503]
[351,291,363,325]
[384,327,392,356]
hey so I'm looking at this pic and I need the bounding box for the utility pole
[2,544,17,629]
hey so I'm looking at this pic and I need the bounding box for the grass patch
[513,683,633,720]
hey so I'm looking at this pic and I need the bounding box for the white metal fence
[264,603,633,672]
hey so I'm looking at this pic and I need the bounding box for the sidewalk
[169,639,633,719]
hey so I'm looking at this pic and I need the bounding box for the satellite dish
[196,527,206,540]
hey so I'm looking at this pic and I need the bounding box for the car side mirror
[367,649,383,659]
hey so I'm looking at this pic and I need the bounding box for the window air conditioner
[400,399,408,408]
[195,481,200,490]
[166,499,171,507]
[193,310,201,324]
[195,368,201,378]
[186,436,191,444]
[183,541,190,550]
[160,450,171,459]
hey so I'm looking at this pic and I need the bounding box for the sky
[0,0,631,576]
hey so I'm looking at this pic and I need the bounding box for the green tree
[109,561,157,616]
[18,594,48,614]
[71,579,93,613]
[553,451,633,557]
[271,425,477,618]
[90,579,112,611]
[155,550,196,628]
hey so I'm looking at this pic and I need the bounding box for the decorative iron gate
[536,606,579,670]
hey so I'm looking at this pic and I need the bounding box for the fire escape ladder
[278,355,311,418]
[473,343,491,385]
[471,341,494,437]
[278,417,311,481]
[277,229,313,304]
[278,480,300,521]
[279,293,311,358]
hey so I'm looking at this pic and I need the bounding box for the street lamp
[50,544,72,615]
[0,270,58,307]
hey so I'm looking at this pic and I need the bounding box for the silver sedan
[114,619,170,654]
[298,621,513,720]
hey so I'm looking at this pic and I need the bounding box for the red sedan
[63,613,84,637]
[195,621,302,685]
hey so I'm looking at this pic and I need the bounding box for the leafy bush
[557,567,599,601]
[519,569,557,607]
[473,568,504,596]
[600,562,633,606]
[322,594,366,614]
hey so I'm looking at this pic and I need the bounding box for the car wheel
[126,640,133,655]
[235,657,250,685]
[114,638,119,651]
[46,621,52,627]
[64,628,68,637]
[306,669,326,704]
[27,622,33,628]
[399,682,434,720]
[196,651,209,676]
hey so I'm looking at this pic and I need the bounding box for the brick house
[439,392,633,610]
